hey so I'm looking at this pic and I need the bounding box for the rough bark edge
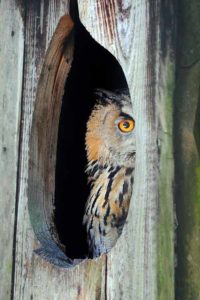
[28,14,80,268]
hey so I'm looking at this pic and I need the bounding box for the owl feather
[83,90,136,258]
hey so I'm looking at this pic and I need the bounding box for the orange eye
[118,119,135,133]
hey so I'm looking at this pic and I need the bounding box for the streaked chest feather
[83,91,135,257]
[83,162,134,257]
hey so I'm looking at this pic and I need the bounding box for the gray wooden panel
[175,1,200,298]
[10,0,176,299]
[13,1,105,299]
[0,1,24,299]
[78,1,175,299]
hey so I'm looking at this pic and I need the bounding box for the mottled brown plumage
[83,89,136,258]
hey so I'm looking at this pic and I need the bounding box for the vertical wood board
[0,1,24,299]
[13,1,106,299]
[175,1,200,299]
[78,1,175,299]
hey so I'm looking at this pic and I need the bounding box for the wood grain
[28,14,75,268]
[0,0,175,299]
[0,1,24,299]
[175,1,200,299]
[78,1,175,299]
[13,2,106,299]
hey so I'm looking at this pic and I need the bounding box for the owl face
[86,91,135,168]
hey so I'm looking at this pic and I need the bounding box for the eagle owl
[83,89,136,258]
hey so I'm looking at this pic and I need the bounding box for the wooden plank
[78,1,175,299]
[13,1,106,299]
[175,1,200,299]
[0,1,24,299]
[28,14,76,268]
[10,0,176,299]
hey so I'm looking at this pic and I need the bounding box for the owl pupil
[123,121,130,128]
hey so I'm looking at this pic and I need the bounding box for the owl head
[86,89,136,168]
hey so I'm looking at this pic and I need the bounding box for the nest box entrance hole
[28,4,130,266]
[54,8,129,259]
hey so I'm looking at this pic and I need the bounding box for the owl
[83,89,136,258]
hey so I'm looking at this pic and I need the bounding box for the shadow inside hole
[54,19,128,259]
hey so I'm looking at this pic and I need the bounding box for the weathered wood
[28,14,76,268]
[78,1,175,299]
[0,0,175,299]
[0,1,24,299]
[14,1,105,299]
[175,1,200,299]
